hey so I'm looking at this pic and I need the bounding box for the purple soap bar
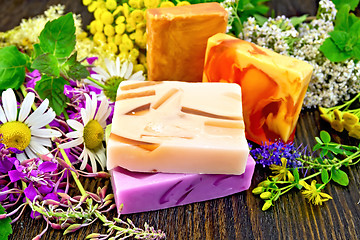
[110,155,255,214]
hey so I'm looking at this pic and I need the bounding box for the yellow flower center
[0,121,31,151]
[83,120,104,150]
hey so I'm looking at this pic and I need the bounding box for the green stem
[87,76,106,89]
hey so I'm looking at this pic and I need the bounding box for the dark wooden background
[1,0,360,239]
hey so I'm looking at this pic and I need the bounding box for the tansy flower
[89,57,145,101]
[299,180,332,205]
[0,89,61,161]
[269,158,294,181]
[58,92,112,172]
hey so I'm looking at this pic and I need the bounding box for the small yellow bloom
[330,120,344,132]
[83,0,93,6]
[160,1,175,7]
[116,16,126,24]
[349,124,360,139]
[119,51,129,59]
[260,192,272,200]
[77,32,88,40]
[115,23,126,35]
[107,42,118,53]
[94,7,105,20]
[299,180,332,205]
[269,158,294,181]
[106,0,117,10]
[139,52,147,64]
[176,1,191,6]
[94,20,104,32]
[93,32,106,45]
[144,0,160,9]
[101,10,114,25]
[88,1,99,12]
[262,200,272,211]
[89,20,97,34]
[122,34,134,49]
[113,6,123,16]
[104,24,115,36]
[126,22,136,33]
[114,34,122,45]
[319,107,330,115]
[333,109,342,121]
[136,22,146,30]
[343,112,359,125]
[130,9,145,23]
[133,64,145,73]
[123,3,130,19]
[129,0,144,9]
[343,122,354,132]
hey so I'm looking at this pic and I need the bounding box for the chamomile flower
[58,92,112,172]
[0,88,61,161]
[89,57,145,101]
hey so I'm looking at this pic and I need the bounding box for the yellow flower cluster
[83,0,190,74]
[320,107,360,139]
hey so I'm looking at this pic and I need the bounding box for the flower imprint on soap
[0,89,61,161]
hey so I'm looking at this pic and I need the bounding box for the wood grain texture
[1,1,360,239]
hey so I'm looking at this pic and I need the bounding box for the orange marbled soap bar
[146,3,228,82]
[203,33,313,144]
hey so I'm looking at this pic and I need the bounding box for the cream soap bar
[107,81,249,175]
[110,155,255,214]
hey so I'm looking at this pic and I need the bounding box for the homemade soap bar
[110,155,255,214]
[203,33,313,144]
[107,81,249,175]
[146,3,228,82]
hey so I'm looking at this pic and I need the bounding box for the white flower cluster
[221,0,237,32]
[240,0,360,108]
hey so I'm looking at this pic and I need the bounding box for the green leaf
[290,15,308,27]
[254,14,268,26]
[335,4,351,31]
[352,43,360,60]
[313,143,322,151]
[60,53,89,80]
[331,168,349,186]
[0,46,27,90]
[0,204,12,240]
[35,75,68,115]
[315,136,323,144]
[292,168,299,182]
[38,13,76,59]
[329,31,349,51]
[32,53,60,77]
[320,38,352,62]
[320,131,331,143]
[321,169,330,183]
[332,0,359,11]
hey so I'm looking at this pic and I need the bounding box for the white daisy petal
[66,130,83,139]
[3,89,17,121]
[124,62,134,79]
[0,105,8,123]
[115,57,121,76]
[97,108,111,127]
[95,147,106,169]
[31,128,61,138]
[80,148,89,170]
[16,152,27,162]
[29,110,56,129]
[58,137,84,149]
[25,99,49,126]
[88,150,98,173]
[29,140,50,155]
[119,61,128,78]
[92,66,110,80]
[85,93,92,113]
[18,92,35,122]
[89,92,97,119]
[95,98,109,122]
[67,119,84,131]
[31,136,52,147]
[81,108,89,125]
[25,147,39,159]
[128,71,145,81]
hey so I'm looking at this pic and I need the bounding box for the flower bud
[258,180,271,187]
[262,200,272,211]
[260,192,272,200]
[252,187,264,195]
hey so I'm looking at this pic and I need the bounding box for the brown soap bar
[146,3,228,82]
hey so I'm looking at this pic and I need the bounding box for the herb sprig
[252,131,360,210]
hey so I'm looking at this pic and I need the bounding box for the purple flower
[0,143,20,173]
[25,70,41,90]
[250,140,303,168]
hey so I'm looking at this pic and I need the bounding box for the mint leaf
[35,75,68,115]
[38,13,75,59]
[60,53,89,80]
[290,15,308,28]
[320,130,331,143]
[0,204,12,240]
[352,43,360,61]
[331,168,349,186]
[320,38,352,62]
[321,169,330,184]
[332,0,359,11]
[335,4,351,31]
[0,46,27,90]
[328,31,349,51]
[32,53,60,77]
